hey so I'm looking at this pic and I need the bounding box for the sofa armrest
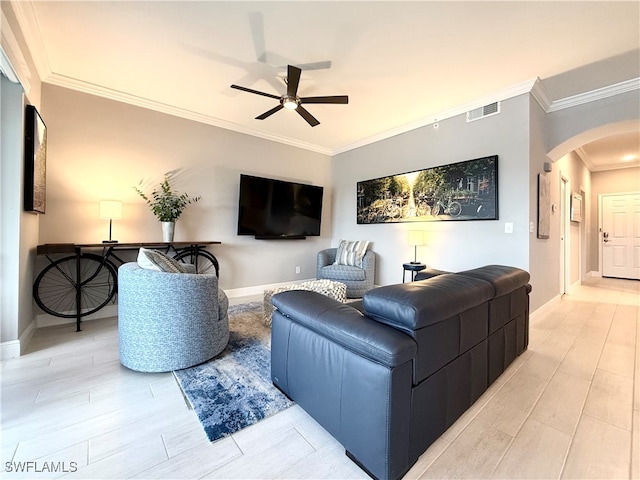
[458,265,530,296]
[272,290,416,367]
[360,250,376,279]
[317,248,337,271]
[363,274,494,331]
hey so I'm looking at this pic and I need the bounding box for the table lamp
[408,230,424,264]
[99,200,122,243]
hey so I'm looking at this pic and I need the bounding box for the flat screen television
[237,174,324,239]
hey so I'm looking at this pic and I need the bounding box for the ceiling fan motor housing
[281,95,300,110]
[230,64,348,126]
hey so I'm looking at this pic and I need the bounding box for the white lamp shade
[408,230,424,246]
[99,200,122,220]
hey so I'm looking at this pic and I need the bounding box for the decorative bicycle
[33,242,220,329]
[431,197,462,217]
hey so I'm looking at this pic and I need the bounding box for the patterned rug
[173,301,294,442]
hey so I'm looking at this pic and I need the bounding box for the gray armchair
[118,262,229,372]
[317,248,376,298]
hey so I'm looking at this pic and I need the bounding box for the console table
[35,241,221,331]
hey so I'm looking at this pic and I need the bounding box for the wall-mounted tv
[237,174,324,239]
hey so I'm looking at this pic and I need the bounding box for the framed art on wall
[570,192,582,222]
[356,155,498,224]
[537,173,550,239]
[24,105,47,213]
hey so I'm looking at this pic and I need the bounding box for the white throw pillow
[334,240,370,268]
[137,247,187,273]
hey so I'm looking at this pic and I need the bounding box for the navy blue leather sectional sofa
[270,265,531,480]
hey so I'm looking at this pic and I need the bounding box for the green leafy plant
[134,174,201,222]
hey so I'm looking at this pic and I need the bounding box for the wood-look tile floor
[1,277,638,479]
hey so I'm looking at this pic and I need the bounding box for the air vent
[466,101,500,122]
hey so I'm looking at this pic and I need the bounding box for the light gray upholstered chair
[316,248,376,298]
[118,262,229,372]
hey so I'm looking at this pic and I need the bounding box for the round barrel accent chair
[317,240,376,298]
[118,261,229,372]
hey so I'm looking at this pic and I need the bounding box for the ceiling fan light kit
[230,65,348,127]
[282,96,299,110]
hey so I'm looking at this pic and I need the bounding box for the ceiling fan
[230,65,348,127]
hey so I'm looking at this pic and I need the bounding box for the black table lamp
[408,230,424,264]
[100,200,122,243]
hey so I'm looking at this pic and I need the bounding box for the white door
[560,178,569,294]
[601,193,640,280]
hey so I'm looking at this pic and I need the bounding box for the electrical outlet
[295,266,301,274]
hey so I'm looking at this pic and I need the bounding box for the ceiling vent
[466,101,500,122]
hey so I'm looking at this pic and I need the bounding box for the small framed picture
[571,192,582,222]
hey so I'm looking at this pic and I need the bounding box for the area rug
[173,301,294,442]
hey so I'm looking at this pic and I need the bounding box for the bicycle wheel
[477,203,492,219]
[448,201,462,217]
[174,248,220,276]
[33,253,118,318]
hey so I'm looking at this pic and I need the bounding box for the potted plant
[134,173,201,242]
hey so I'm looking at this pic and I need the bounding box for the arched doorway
[547,120,640,284]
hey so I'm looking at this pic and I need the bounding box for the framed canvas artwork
[537,173,550,239]
[356,155,498,224]
[24,105,47,214]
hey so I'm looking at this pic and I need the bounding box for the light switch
[504,222,514,234]
[529,222,535,233]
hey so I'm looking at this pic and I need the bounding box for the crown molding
[1,7,31,92]
[529,77,552,112]
[574,146,595,171]
[547,77,640,113]
[45,73,333,156]
[9,0,50,82]
[8,0,637,157]
[333,78,538,155]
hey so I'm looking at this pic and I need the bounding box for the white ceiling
[10,1,640,166]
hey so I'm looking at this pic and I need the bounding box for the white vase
[161,221,175,242]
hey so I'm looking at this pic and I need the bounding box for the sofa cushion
[334,240,369,267]
[137,247,187,273]
[319,264,366,281]
[319,264,367,281]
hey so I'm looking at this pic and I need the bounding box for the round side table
[403,262,426,283]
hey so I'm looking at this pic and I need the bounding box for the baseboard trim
[35,304,119,328]
[1,340,21,360]
[530,293,562,323]
[1,320,36,360]
[224,278,316,299]
[31,280,316,329]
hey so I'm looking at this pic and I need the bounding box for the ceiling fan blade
[286,65,302,98]
[300,95,349,105]
[248,12,267,63]
[256,104,284,120]
[296,105,320,127]
[292,60,332,71]
[230,84,281,100]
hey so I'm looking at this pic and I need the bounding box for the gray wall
[331,95,534,300]
[39,84,333,291]
[528,96,560,307]
[1,75,25,344]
